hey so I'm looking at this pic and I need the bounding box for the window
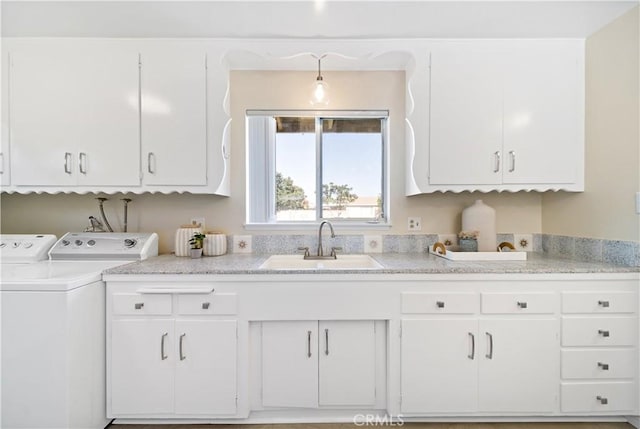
[247,110,388,226]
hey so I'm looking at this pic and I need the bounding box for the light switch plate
[407,217,422,231]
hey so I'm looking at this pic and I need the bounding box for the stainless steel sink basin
[259,254,383,270]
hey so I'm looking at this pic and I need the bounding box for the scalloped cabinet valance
[0,38,584,195]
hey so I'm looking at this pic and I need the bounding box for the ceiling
[1,1,638,39]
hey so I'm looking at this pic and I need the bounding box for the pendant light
[310,54,329,106]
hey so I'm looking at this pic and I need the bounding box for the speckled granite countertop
[103,252,640,276]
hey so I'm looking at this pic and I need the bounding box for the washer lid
[0,260,131,291]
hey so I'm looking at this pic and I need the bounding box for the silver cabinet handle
[147,152,156,174]
[307,330,312,358]
[493,151,501,173]
[79,152,87,174]
[64,152,72,174]
[0,152,4,174]
[485,332,493,359]
[598,300,610,308]
[134,302,144,310]
[598,329,610,337]
[436,301,445,309]
[179,333,186,361]
[161,332,168,360]
[517,301,528,309]
[468,332,475,360]
[596,395,609,405]
[509,150,516,172]
[597,362,609,370]
[325,328,329,356]
[202,302,210,310]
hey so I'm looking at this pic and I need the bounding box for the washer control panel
[49,232,159,260]
[0,234,58,263]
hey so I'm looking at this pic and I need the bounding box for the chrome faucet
[316,220,335,257]
[299,221,342,259]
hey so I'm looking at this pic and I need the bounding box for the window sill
[244,222,393,232]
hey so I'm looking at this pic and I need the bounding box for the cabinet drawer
[561,382,636,413]
[562,291,637,314]
[562,349,636,379]
[562,317,637,347]
[401,292,477,314]
[112,293,172,315]
[481,292,555,314]
[177,293,237,315]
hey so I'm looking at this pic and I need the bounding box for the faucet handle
[330,247,343,258]
[297,247,310,258]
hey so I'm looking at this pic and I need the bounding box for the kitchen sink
[259,254,383,270]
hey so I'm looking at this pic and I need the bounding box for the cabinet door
[111,319,174,415]
[141,45,207,186]
[319,321,376,407]
[503,42,582,185]
[429,44,503,185]
[9,46,140,187]
[401,319,478,413]
[262,321,318,408]
[174,320,237,415]
[479,318,558,412]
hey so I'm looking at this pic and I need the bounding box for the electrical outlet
[407,217,422,231]
[190,217,205,230]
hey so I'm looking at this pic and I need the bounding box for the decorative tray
[429,242,527,261]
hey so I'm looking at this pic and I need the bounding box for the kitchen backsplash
[222,233,639,267]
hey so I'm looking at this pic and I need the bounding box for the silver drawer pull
[436,301,445,309]
[202,302,210,310]
[307,330,312,358]
[596,395,608,405]
[161,333,168,360]
[597,362,610,370]
[179,333,186,361]
[517,301,528,309]
[598,300,610,308]
[598,329,610,337]
[134,303,144,310]
[325,328,329,356]
[485,332,493,359]
[468,332,475,360]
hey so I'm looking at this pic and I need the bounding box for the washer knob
[61,240,71,246]
[124,238,137,248]
[23,242,33,249]
[12,242,20,248]
[87,239,96,247]
[0,242,6,248]
[75,240,83,246]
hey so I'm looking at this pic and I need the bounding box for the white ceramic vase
[175,227,202,257]
[461,200,496,252]
[203,233,227,256]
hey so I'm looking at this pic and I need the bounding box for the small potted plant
[458,230,479,252]
[189,233,206,258]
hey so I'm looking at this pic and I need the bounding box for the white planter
[175,227,202,257]
[204,233,227,256]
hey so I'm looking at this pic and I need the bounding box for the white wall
[542,6,640,242]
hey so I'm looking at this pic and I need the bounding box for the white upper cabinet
[140,44,207,186]
[9,42,140,187]
[422,40,584,193]
[429,44,504,186]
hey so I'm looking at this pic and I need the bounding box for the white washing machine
[1,232,158,429]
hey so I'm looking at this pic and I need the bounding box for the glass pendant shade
[310,56,329,106]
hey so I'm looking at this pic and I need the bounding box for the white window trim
[246,110,390,229]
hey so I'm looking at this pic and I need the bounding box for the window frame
[246,109,390,229]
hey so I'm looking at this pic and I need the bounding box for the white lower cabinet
[262,320,376,408]
[110,318,237,416]
[401,318,557,414]
[560,288,638,414]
